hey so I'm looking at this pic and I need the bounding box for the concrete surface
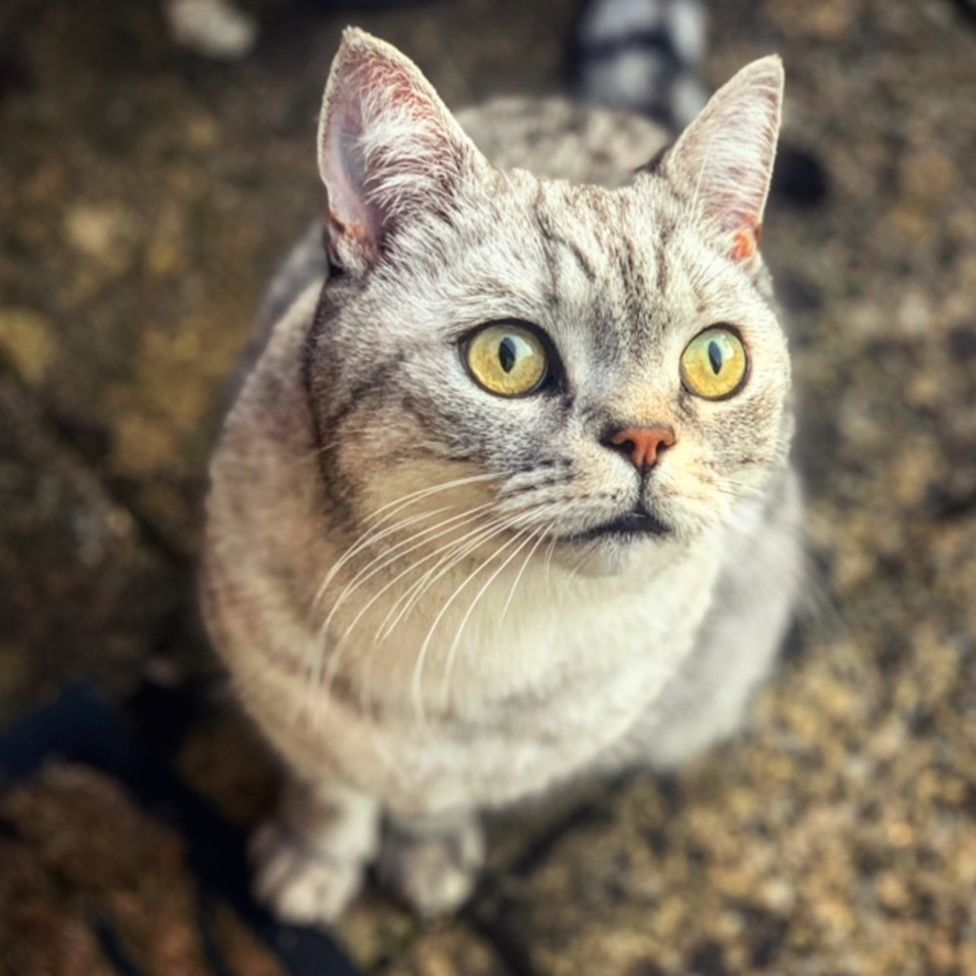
[1,0,975,972]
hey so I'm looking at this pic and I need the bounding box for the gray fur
[202,29,802,924]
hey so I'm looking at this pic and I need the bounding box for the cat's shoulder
[456,96,669,188]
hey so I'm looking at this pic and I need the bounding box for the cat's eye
[465,324,549,397]
[680,327,748,400]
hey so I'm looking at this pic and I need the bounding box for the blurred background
[1,0,975,973]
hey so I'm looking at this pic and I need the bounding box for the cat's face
[306,30,791,571]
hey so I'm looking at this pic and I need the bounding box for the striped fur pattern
[202,29,802,925]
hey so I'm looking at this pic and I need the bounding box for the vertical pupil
[498,336,517,373]
[707,340,723,374]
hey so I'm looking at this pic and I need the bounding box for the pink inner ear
[322,49,439,252]
[359,53,433,117]
[318,30,480,272]
[325,94,383,248]
[699,108,777,236]
[666,58,782,244]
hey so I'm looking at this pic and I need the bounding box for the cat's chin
[565,510,671,545]
[554,514,676,577]
[554,538,658,578]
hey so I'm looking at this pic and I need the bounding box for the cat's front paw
[378,818,484,918]
[250,820,364,926]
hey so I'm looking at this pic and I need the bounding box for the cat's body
[203,30,802,923]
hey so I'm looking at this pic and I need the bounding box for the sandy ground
[1,0,975,973]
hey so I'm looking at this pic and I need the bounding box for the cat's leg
[377,809,484,917]
[251,776,379,926]
[641,469,803,769]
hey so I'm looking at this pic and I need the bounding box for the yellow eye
[680,327,748,400]
[465,324,549,397]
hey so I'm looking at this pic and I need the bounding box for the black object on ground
[0,683,361,976]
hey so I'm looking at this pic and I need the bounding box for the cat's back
[457,96,668,187]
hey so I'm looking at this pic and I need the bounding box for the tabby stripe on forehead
[656,221,673,297]
[566,235,598,283]
[531,185,559,304]
[534,199,598,287]
[618,232,654,351]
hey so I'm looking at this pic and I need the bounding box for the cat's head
[306,29,792,571]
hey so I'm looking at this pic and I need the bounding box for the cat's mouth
[567,508,670,544]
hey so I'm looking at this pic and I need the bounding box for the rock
[0,307,57,385]
[0,838,115,976]
[385,926,514,976]
[0,380,178,722]
[0,763,287,975]
[63,202,139,269]
[164,0,258,60]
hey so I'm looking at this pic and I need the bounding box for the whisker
[408,502,567,725]
[410,522,541,727]
[307,503,457,700]
[437,521,554,705]
[543,532,559,584]
[375,509,525,641]
[498,523,551,625]
[320,502,494,642]
[311,470,499,611]
[330,503,498,647]
[352,514,547,726]
[362,471,499,528]
[305,470,500,720]
[565,541,596,585]
[375,495,565,641]
[312,503,497,708]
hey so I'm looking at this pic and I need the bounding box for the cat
[574,0,707,126]
[201,25,803,925]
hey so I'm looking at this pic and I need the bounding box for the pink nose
[608,426,676,473]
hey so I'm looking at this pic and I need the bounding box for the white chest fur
[226,533,721,816]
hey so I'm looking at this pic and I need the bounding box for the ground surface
[1,0,975,973]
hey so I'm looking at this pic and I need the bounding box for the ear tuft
[317,28,482,274]
[662,55,784,259]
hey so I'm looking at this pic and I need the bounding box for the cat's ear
[661,56,783,264]
[318,28,485,274]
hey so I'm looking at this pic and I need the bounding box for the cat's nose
[605,426,676,473]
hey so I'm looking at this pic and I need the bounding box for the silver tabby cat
[202,27,803,925]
